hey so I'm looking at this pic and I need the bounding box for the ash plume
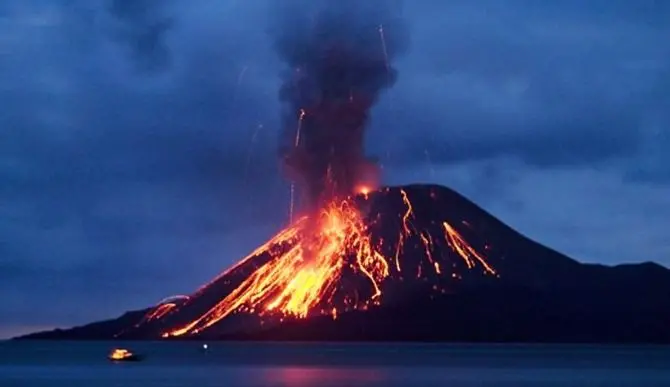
[271,0,409,207]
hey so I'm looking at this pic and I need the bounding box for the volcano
[18,184,670,343]
[16,0,670,344]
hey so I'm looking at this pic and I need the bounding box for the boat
[108,348,144,362]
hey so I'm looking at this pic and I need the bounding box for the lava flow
[139,187,498,338]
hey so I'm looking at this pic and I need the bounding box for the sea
[1,341,669,387]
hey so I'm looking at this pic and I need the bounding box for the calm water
[1,341,669,387]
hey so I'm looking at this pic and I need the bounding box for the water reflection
[261,366,388,387]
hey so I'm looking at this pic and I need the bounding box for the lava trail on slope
[123,185,501,339]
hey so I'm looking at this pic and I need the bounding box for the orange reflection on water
[265,366,386,387]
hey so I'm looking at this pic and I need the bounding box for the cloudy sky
[1,0,668,338]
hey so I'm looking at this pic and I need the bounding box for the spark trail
[289,110,307,223]
[378,24,390,72]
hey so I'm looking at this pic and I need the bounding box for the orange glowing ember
[150,188,498,338]
[356,185,371,195]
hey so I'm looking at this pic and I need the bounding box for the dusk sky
[1,0,668,338]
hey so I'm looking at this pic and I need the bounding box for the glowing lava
[357,185,371,195]
[145,188,498,338]
[164,198,388,337]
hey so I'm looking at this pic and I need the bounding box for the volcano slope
[18,184,670,343]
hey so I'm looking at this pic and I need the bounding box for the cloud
[368,0,668,171]
[106,0,175,73]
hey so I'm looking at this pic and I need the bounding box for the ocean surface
[1,341,669,387]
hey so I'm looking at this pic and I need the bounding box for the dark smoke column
[272,0,408,208]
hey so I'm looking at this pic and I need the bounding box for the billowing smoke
[271,0,408,208]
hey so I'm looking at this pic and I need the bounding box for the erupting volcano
[19,1,670,344]
[108,0,503,339]
[138,186,498,339]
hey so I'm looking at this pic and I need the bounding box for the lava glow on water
[148,188,497,338]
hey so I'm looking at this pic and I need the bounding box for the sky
[1,0,668,338]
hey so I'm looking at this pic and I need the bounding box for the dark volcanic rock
[16,309,148,340]
[16,184,670,343]
[224,286,670,343]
